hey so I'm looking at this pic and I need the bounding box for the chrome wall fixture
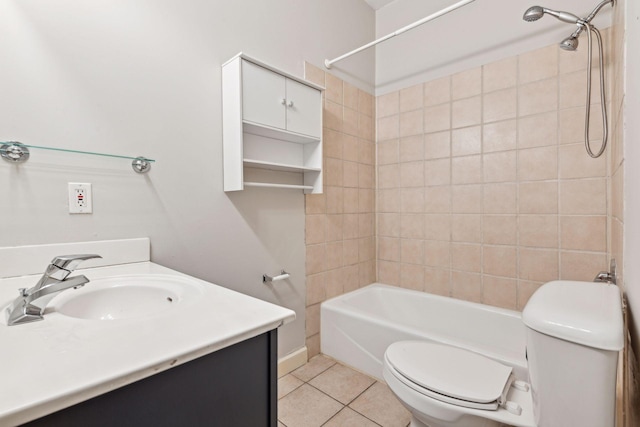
[0,141,154,174]
[522,0,614,158]
[263,270,291,284]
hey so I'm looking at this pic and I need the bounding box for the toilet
[383,280,624,427]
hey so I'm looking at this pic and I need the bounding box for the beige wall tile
[343,238,359,266]
[519,215,558,248]
[400,161,424,188]
[483,120,517,153]
[343,82,359,111]
[326,241,344,270]
[483,88,517,123]
[483,151,517,183]
[325,73,343,105]
[377,115,399,141]
[306,303,321,337]
[483,57,517,93]
[424,214,451,241]
[358,188,374,213]
[304,61,325,87]
[559,178,607,215]
[400,188,424,213]
[518,112,558,148]
[519,181,558,214]
[343,265,360,293]
[612,165,623,221]
[306,244,326,275]
[378,189,399,213]
[452,184,483,213]
[424,240,450,268]
[560,70,601,109]
[400,109,423,137]
[306,193,326,214]
[452,67,481,100]
[344,187,359,213]
[401,239,424,265]
[306,214,326,245]
[358,212,374,237]
[482,276,517,309]
[518,78,558,117]
[424,267,451,296]
[378,164,399,189]
[400,135,424,162]
[451,271,482,303]
[343,107,359,136]
[326,186,344,214]
[517,280,542,310]
[359,90,374,117]
[359,237,375,262]
[343,134,359,162]
[400,83,424,112]
[379,237,400,261]
[425,186,451,213]
[559,42,590,74]
[518,146,558,181]
[359,163,374,189]
[343,161,359,188]
[324,128,343,159]
[306,272,327,306]
[560,251,608,281]
[519,45,558,84]
[483,245,517,278]
[400,263,424,291]
[377,139,399,165]
[359,113,374,141]
[483,215,517,245]
[452,155,483,184]
[325,158,343,187]
[400,213,425,239]
[424,158,451,187]
[451,214,482,243]
[518,248,559,282]
[452,126,482,156]
[378,213,400,238]
[424,76,451,106]
[484,183,517,214]
[451,243,481,272]
[424,131,451,159]
[424,104,451,133]
[377,91,399,117]
[558,143,607,179]
[560,215,606,251]
[452,96,481,128]
[343,214,359,239]
[324,100,343,132]
[378,260,400,285]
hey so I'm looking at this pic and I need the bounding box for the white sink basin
[51,274,205,320]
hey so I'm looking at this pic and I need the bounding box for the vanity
[0,238,295,426]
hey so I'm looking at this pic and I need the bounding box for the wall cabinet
[222,53,323,193]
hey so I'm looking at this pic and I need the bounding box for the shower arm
[584,0,615,23]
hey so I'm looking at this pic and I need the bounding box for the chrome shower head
[522,6,582,24]
[523,6,544,22]
[560,35,579,51]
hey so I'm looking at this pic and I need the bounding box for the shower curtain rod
[324,0,476,69]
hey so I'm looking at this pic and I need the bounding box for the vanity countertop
[0,261,296,425]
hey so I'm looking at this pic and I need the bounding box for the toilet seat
[385,341,514,411]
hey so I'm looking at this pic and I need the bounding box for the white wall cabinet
[222,53,323,193]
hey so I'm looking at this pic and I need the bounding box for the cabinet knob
[287,100,294,108]
[281,98,286,105]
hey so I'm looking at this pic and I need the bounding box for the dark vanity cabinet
[22,330,278,427]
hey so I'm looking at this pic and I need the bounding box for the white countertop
[0,262,296,426]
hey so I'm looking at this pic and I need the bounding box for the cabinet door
[285,78,322,138]
[242,60,286,130]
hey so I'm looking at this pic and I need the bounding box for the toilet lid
[385,341,513,406]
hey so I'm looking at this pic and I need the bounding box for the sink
[51,274,205,320]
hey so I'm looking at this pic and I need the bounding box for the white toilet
[383,280,623,427]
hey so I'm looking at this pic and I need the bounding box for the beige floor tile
[278,374,304,399]
[324,407,380,426]
[291,354,336,382]
[309,363,376,405]
[278,384,343,427]
[350,382,411,427]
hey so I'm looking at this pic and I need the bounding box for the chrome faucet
[5,254,101,326]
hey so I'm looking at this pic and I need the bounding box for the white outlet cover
[68,182,92,214]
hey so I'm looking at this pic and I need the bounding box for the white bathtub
[321,283,528,381]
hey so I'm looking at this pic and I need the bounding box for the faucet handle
[51,254,102,272]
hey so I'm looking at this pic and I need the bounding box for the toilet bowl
[383,341,535,427]
[382,280,623,427]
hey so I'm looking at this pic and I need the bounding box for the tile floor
[278,355,412,427]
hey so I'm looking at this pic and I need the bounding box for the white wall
[374,0,613,94]
[0,0,375,358]
[623,0,640,354]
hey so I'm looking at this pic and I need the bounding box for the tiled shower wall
[375,33,612,310]
[303,63,376,358]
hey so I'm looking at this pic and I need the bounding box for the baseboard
[277,347,307,378]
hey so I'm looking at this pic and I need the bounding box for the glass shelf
[0,141,154,174]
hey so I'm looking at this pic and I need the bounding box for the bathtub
[320,283,528,382]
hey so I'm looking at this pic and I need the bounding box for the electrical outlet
[68,183,92,214]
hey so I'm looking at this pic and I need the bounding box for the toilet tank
[522,280,623,427]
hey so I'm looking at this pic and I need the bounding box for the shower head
[560,35,579,51]
[522,6,582,24]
